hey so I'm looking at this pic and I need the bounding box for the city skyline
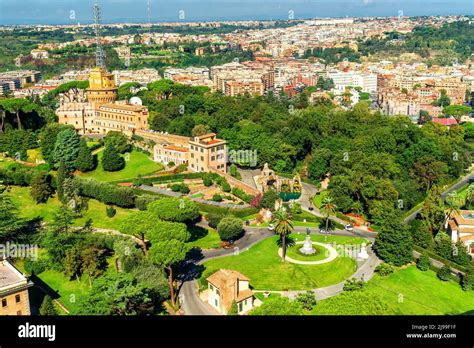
[0,0,473,25]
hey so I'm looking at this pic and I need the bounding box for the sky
[0,0,472,25]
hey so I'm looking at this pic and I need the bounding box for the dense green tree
[76,273,156,315]
[53,128,81,170]
[315,292,391,315]
[40,124,71,165]
[0,192,24,241]
[39,295,58,316]
[148,239,189,308]
[260,190,279,209]
[101,145,125,172]
[75,139,96,172]
[296,291,317,311]
[103,131,131,154]
[147,197,199,223]
[250,296,304,315]
[216,216,243,241]
[30,172,54,204]
[375,212,413,266]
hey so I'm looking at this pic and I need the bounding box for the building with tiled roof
[447,211,474,255]
[206,269,255,315]
[0,259,33,316]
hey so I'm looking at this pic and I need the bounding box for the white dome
[129,97,143,105]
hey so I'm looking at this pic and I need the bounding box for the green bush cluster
[76,178,136,208]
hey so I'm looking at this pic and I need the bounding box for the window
[15,294,20,303]
[17,310,22,315]
[211,156,215,161]
[238,302,243,312]
[216,289,220,296]
[2,299,7,307]
[201,156,204,161]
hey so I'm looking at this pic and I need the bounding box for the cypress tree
[75,139,96,172]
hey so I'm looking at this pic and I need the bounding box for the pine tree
[39,295,58,316]
[30,172,54,204]
[56,159,69,204]
[52,128,81,171]
[75,139,96,172]
[101,145,125,172]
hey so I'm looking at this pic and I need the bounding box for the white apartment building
[327,71,378,93]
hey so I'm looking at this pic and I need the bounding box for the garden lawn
[8,186,133,230]
[78,149,164,182]
[186,225,222,250]
[200,235,358,291]
[313,190,329,209]
[357,266,474,315]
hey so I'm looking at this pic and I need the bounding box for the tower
[93,3,106,69]
[86,3,118,105]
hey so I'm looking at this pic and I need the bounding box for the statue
[300,228,316,255]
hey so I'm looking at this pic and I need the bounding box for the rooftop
[0,259,28,293]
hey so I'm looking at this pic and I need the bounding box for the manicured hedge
[413,245,472,274]
[75,178,136,208]
[126,172,204,186]
[196,202,258,218]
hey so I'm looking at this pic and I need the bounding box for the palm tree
[465,184,474,208]
[320,196,337,234]
[444,192,462,227]
[272,208,294,262]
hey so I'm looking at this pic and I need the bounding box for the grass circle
[285,243,331,262]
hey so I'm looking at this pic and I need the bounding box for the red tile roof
[432,118,458,126]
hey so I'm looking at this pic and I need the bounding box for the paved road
[179,222,378,315]
[404,171,474,223]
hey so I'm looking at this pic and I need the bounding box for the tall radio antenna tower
[147,0,152,35]
[93,3,106,69]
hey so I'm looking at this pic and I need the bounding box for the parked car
[308,206,314,211]
[345,224,354,231]
[268,224,275,232]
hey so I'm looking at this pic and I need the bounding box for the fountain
[299,228,316,255]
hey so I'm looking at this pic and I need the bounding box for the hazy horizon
[0,0,473,25]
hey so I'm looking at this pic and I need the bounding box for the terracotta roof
[164,145,188,153]
[432,117,458,126]
[207,269,252,312]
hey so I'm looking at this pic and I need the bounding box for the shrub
[461,271,473,291]
[168,161,175,167]
[207,213,224,229]
[170,184,182,192]
[106,205,117,218]
[343,278,365,291]
[24,258,47,275]
[261,190,278,209]
[416,254,431,271]
[375,263,394,277]
[437,265,452,281]
[221,181,231,193]
[296,291,317,311]
[102,145,125,172]
[179,184,190,194]
[203,176,213,187]
[212,194,223,202]
[217,216,243,241]
[231,187,253,204]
